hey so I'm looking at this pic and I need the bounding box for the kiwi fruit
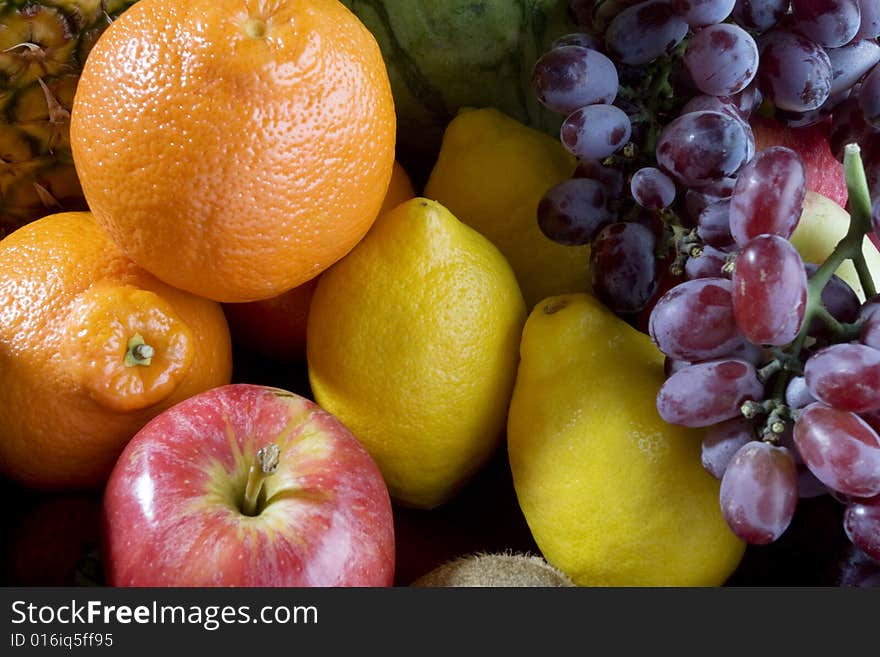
[410,551,575,587]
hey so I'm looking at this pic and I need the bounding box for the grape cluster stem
[764,144,877,414]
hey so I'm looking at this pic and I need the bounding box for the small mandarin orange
[0,212,233,490]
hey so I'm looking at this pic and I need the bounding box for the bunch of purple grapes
[652,149,880,562]
[532,0,880,566]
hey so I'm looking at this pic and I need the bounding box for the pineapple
[0,0,138,236]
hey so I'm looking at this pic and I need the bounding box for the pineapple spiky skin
[0,0,138,236]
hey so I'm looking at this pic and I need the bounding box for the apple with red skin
[102,384,395,586]
[751,114,848,209]
[750,116,880,251]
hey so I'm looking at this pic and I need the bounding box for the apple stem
[242,444,280,517]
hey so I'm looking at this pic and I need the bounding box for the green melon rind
[340,0,574,161]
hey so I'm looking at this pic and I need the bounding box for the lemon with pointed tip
[308,197,526,509]
[508,293,745,586]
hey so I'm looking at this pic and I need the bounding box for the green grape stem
[769,144,877,402]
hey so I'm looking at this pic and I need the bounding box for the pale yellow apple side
[507,293,746,586]
[791,191,880,301]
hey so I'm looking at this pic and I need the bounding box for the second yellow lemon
[508,293,745,586]
[424,108,587,310]
[308,198,526,509]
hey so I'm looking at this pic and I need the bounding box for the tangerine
[0,212,232,490]
[70,0,396,302]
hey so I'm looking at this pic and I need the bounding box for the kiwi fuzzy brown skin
[410,551,575,587]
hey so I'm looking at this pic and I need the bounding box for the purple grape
[865,133,880,198]
[836,544,880,586]
[804,344,880,413]
[860,64,880,129]
[573,159,625,197]
[720,441,798,544]
[758,29,833,112]
[677,97,757,163]
[732,0,789,33]
[656,111,751,186]
[776,87,853,128]
[649,278,743,361]
[804,263,860,337]
[845,496,880,563]
[862,316,880,350]
[697,199,734,248]
[671,0,736,27]
[794,403,880,498]
[537,178,613,245]
[551,32,602,51]
[861,296,880,347]
[531,46,619,115]
[701,417,755,479]
[777,424,802,463]
[856,0,880,39]
[684,189,719,225]
[791,0,862,49]
[605,0,690,65]
[695,175,741,199]
[589,0,638,31]
[727,338,766,366]
[686,244,730,279]
[797,464,830,498]
[656,359,765,427]
[732,234,808,346]
[873,197,880,240]
[590,222,658,314]
[785,376,818,409]
[561,103,632,160]
[684,23,759,96]
[630,167,676,209]
[681,94,747,121]
[729,147,807,245]
[862,301,880,349]
[730,82,764,117]
[829,95,879,161]
[827,40,880,96]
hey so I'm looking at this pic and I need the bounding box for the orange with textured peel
[70,0,396,302]
[224,160,415,362]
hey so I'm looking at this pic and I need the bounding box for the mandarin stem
[124,333,154,367]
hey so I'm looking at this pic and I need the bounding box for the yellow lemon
[507,293,745,586]
[308,198,526,509]
[424,107,587,310]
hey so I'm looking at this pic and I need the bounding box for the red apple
[222,277,319,363]
[751,114,848,209]
[102,384,395,586]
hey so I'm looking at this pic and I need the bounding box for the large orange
[223,160,415,362]
[0,212,233,491]
[70,0,396,303]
